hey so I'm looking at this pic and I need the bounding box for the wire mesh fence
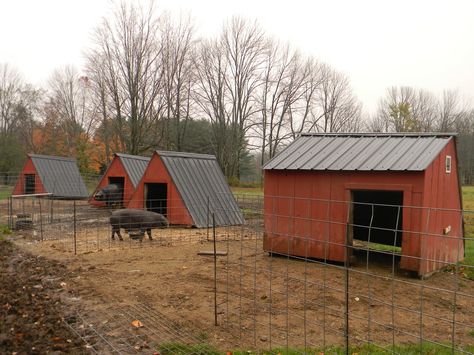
[2,191,474,354]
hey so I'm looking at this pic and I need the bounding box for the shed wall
[13,158,46,195]
[90,157,136,207]
[264,170,425,271]
[128,154,193,226]
[417,140,464,275]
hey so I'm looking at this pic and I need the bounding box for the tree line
[0,1,473,184]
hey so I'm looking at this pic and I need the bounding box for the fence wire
[1,192,474,354]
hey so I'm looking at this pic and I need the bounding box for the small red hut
[128,150,244,227]
[263,133,464,277]
[90,153,150,207]
[13,154,88,199]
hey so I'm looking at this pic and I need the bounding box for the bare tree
[195,39,232,175]
[160,13,197,150]
[374,86,437,132]
[196,17,266,178]
[314,65,362,133]
[87,1,164,155]
[253,41,309,165]
[0,64,24,134]
[47,66,98,145]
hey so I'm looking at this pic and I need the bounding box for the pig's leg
[111,227,117,240]
[147,228,153,240]
[117,228,124,241]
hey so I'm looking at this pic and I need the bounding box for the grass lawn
[461,186,474,279]
[231,186,263,196]
[0,189,11,200]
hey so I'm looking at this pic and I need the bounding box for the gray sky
[1,0,473,113]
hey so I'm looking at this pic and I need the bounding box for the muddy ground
[7,224,474,353]
[0,238,85,354]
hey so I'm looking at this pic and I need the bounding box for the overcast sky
[0,0,473,113]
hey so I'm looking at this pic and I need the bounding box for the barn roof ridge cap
[28,153,77,162]
[115,153,151,161]
[155,150,216,160]
[300,132,458,137]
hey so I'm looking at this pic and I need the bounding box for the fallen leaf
[131,320,143,328]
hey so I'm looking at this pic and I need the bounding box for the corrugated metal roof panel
[157,151,244,228]
[263,133,454,171]
[116,153,150,187]
[29,154,89,198]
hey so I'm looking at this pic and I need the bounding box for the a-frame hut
[90,153,150,207]
[128,151,244,227]
[13,154,88,199]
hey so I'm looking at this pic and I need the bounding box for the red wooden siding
[12,158,46,195]
[264,139,463,276]
[128,153,193,226]
[90,157,136,207]
[418,141,464,275]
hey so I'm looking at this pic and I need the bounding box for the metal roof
[115,153,151,187]
[156,150,244,227]
[29,154,89,199]
[263,133,456,171]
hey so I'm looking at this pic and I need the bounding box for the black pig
[109,209,169,241]
[94,184,123,207]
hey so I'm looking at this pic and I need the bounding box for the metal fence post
[344,222,350,355]
[73,201,77,255]
[39,198,43,242]
[213,212,218,327]
[207,196,210,241]
[8,196,12,230]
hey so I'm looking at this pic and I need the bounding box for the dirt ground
[8,224,474,353]
[0,239,85,354]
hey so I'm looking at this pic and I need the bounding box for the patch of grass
[157,342,221,355]
[232,186,263,197]
[462,186,474,210]
[0,224,11,235]
[355,241,402,254]
[461,186,474,280]
[0,189,11,200]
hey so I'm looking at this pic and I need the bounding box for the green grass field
[0,189,11,200]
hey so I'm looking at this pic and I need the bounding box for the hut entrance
[108,177,125,206]
[145,183,167,216]
[350,190,403,257]
[24,174,35,194]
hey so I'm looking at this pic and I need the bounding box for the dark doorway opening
[351,190,403,253]
[108,176,125,206]
[24,174,35,194]
[145,183,167,216]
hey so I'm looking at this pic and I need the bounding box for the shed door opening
[24,174,35,194]
[145,183,167,216]
[351,190,403,251]
[108,176,125,206]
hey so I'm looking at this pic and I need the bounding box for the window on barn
[446,155,452,174]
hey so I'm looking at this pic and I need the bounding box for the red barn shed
[263,133,464,277]
[128,150,244,227]
[90,153,150,207]
[13,154,88,199]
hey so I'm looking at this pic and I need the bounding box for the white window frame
[446,155,452,174]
